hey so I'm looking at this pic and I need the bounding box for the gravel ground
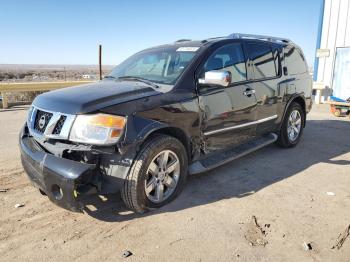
[0,104,349,262]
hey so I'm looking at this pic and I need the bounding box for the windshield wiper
[104,75,117,79]
[118,76,159,89]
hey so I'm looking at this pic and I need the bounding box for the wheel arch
[138,126,192,162]
[280,94,307,128]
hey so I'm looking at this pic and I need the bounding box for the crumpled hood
[33,80,161,114]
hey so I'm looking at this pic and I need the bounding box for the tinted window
[246,43,277,79]
[202,43,247,83]
[285,47,307,75]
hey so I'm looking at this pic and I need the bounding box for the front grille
[34,110,53,133]
[28,106,75,140]
[52,115,67,135]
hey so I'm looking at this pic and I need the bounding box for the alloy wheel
[287,110,302,142]
[144,150,180,203]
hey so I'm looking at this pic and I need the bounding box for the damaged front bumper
[19,126,96,212]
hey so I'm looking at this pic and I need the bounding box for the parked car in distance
[19,33,312,213]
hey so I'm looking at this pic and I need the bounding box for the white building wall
[316,0,350,89]
[338,0,350,46]
[346,1,350,45]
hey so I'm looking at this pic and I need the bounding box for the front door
[197,42,258,152]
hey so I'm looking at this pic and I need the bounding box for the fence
[0,81,93,109]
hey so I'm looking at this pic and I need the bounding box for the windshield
[108,47,199,85]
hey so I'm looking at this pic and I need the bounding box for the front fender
[119,114,197,162]
[119,115,169,155]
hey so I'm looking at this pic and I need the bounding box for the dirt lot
[0,104,349,262]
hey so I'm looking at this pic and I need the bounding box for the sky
[0,0,322,66]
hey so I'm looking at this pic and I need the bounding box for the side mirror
[283,66,288,76]
[198,71,232,87]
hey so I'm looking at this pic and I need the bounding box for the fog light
[51,184,63,200]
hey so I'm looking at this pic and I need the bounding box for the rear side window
[202,43,247,83]
[285,47,307,75]
[246,43,277,80]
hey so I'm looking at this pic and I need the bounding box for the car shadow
[81,119,350,222]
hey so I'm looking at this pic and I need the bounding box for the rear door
[243,42,281,134]
[197,42,258,152]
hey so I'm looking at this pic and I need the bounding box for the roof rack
[174,39,192,43]
[228,33,291,43]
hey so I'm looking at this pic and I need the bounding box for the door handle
[243,88,256,97]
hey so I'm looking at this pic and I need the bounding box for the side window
[201,43,247,83]
[285,47,307,75]
[246,43,277,80]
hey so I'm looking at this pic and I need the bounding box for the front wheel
[277,102,305,148]
[121,134,188,213]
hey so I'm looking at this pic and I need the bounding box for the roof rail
[174,39,192,43]
[228,33,291,43]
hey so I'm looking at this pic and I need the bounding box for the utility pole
[99,44,102,80]
[64,66,66,82]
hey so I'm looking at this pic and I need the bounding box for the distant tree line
[0,71,66,81]
[0,72,27,81]
[0,68,112,82]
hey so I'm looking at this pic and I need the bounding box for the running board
[188,133,278,175]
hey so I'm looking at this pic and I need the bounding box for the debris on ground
[122,250,133,258]
[252,216,266,235]
[14,203,25,208]
[331,224,350,250]
[326,192,336,196]
[244,215,268,247]
[303,242,313,251]
[169,238,185,246]
[0,188,9,193]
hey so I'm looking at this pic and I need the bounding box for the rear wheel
[334,108,341,117]
[121,134,188,213]
[277,102,305,148]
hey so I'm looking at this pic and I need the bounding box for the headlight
[69,114,126,145]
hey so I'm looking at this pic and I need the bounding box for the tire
[121,134,188,213]
[277,102,305,148]
[334,109,341,117]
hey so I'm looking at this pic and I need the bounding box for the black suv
[20,33,312,213]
